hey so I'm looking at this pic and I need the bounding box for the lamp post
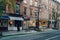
[36,0,41,31]
[38,5,40,29]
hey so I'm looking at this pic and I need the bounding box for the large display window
[29,20,36,27]
[0,20,8,31]
[0,20,8,27]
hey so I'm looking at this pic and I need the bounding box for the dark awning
[0,16,10,20]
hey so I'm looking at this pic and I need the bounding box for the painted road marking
[45,35,60,40]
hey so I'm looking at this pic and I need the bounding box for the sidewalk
[2,30,37,37]
[1,29,58,37]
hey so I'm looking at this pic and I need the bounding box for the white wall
[8,26,17,30]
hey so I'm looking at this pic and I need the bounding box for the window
[49,14,51,20]
[16,3,20,14]
[35,2,38,6]
[24,7,27,15]
[30,8,32,17]
[2,20,8,27]
[45,5,48,10]
[30,0,33,5]
[35,12,38,18]
[23,0,27,3]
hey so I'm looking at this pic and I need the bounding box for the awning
[0,16,10,20]
[9,16,24,21]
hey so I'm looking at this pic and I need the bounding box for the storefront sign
[9,16,24,21]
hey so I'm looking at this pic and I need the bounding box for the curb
[2,32,31,37]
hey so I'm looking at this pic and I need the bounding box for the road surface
[0,30,60,40]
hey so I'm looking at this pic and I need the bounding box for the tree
[0,0,6,16]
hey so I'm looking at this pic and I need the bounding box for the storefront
[40,19,48,28]
[8,16,24,31]
[41,20,48,27]
[0,16,10,31]
[49,20,57,28]
[23,19,36,30]
[29,20,36,27]
[29,20,36,30]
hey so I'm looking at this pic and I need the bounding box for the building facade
[54,1,60,28]
[22,0,60,30]
[0,0,23,31]
[38,0,60,29]
[48,0,59,28]
[22,0,39,30]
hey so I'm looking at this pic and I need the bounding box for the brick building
[22,0,60,29]
[38,0,60,29]
[0,0,23,31]
[22,0,39,30]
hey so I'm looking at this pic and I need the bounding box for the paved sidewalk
[2,30,37,37]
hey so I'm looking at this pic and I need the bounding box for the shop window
[30,20,35,26]
[41,20,47,26]
[9,20,14,26]
[23,21,27,26]
[15,20,23,27]
[1,20,8,27]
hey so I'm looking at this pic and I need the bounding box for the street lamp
[36,0,41,30]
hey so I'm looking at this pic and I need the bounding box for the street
[0,30,60,40]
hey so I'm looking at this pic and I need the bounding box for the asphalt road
[0,30,60,40]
